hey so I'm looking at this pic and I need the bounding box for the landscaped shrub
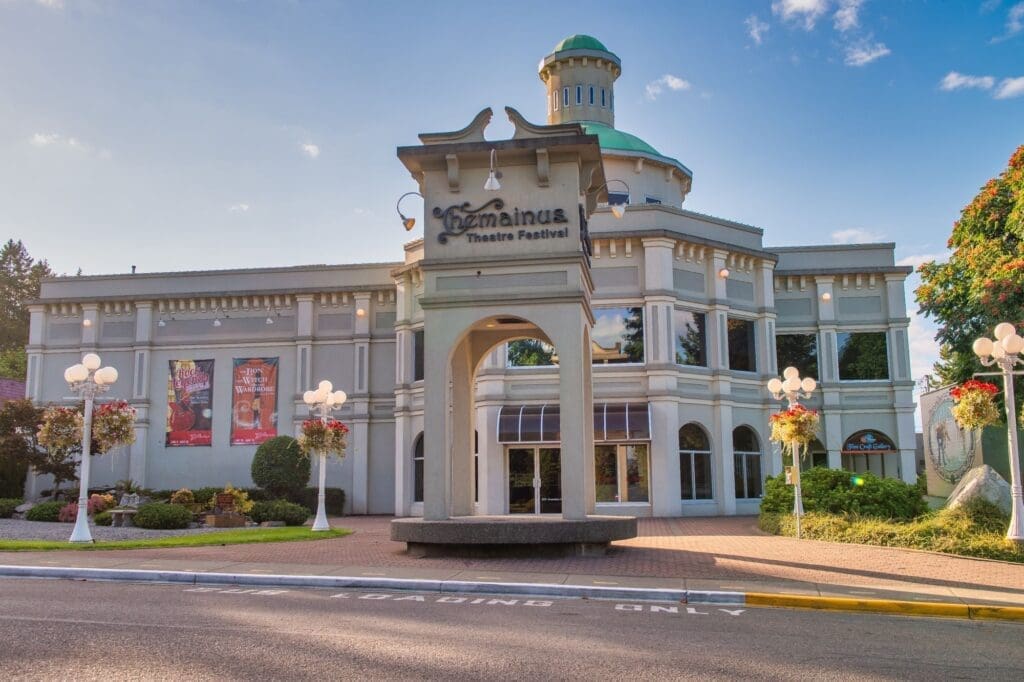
[93,510,113,526]
[25,500,63,522]
[296,487,345,516]
[191,487,223,507]
[90,493,115,513]
[170,488,195,505]
[251,436,311,499]
[249,500,310,526]
[219,484,254,514]
[0,498,21,518]
[133,502,193,530]
[58,502,77,522]
[760,468,926,521]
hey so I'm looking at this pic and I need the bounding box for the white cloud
[939,71,995,91]
[353,207,374,216]
[644,74,691,100]
[29,132,60,147]
[994,76,1024,99]
[300,142,320,159]
[28,131,110,158]
[831,228,885,244]
[834,0,864,32]
[228,203,250,213]
[843,40,890,66]
[745,15,770,45]
[34,0,64,8]
[992,1,1024,41]
[896,253,947,269]
[907,312,940,385]
[772,0,828,30]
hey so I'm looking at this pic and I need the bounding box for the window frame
[413,329,425,382]
[563,86,570,107]
[589,85,595,105]
[726,316,758,373]
[775,331,819,381]
[594,442,651,504]
[601,88,607,107]
[732,426,763,500]
[576,85,582,105]
[412,433,424,503]
[679,424,714,501]
[836,330,891,382]
[673,307,708,368]
[591,305,646,366]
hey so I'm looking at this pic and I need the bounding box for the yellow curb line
[745,593,1024,622]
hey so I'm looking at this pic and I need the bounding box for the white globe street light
[767,366,818,540]
[973,323,1024,544]
[64,353,119,543]
[303,383,347,531]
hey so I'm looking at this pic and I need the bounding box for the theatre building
[24,36,917,519]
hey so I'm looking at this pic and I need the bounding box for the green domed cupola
[539,34,621,128]
[552,34,612,54]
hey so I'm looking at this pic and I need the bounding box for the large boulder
[944,464,1012,516]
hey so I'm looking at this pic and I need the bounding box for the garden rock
[260,520,286,527]
[945,464,1012,516]
[14,502,34,514]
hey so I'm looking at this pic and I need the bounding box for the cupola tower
[539,34,621,127]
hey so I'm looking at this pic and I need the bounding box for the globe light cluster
[973,322,1024,360]
[63,353,118,386]
[766,366,817,398]
[302,379,347,407]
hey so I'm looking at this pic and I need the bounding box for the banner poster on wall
[231,357,279,445]
[166,359,215,447]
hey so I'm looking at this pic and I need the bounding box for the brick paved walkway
[5,516,1021,597]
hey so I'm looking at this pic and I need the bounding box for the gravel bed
[0,518,246,542]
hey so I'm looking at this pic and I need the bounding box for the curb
[3,565,1023,621]
[744,592,1024,622]
[0,564,740,605]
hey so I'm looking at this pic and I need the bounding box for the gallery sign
[433,198,571,244]
[842,430,896,454]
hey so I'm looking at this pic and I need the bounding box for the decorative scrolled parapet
[504,106,583,140]
[418,108,493,145]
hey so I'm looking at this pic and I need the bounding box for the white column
[350,293,372,514]
[553,310,594,520]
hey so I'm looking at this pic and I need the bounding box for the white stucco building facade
[24,36,916,518]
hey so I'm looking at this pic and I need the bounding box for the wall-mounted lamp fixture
[589,179,631,219]
[82,319,93,328]
[396,191,423,231]
[821,291,832,302]
[484,149,501,191]
[718,268,730,279]
[356,308,367,318]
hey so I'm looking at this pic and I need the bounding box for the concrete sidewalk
[2,515,1023,620]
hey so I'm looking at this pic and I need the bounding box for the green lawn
[0,526,351,551]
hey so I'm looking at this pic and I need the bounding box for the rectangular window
[576,85,582,105]
[607,191,629,206]
[776,333,818,380]
[681,451,713,500]
[553,94,558,111]
[601,88,607,107]
[727,318,757,372]
[645,196,662,205]
[592,307,644,364]
[507,339,557,367]
[734,453,763,499]
[589,86,595,105]
[595,443,649,503]
[674,309,707,367]
[413,330,425,382]
[563,87,569,107]
[837,332,889,380]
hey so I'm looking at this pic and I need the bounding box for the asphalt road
[1,579,1022,680]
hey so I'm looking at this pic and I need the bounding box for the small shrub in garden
[760,468,925,521]
[93,510,113,526]
[251,436,310,499]
[0,498,21,518]
[192,487,222,506]
[249,500,310,526]
[58,502,77,523]
[297,487,345,515]
[90,493,115,513]
[134,503,193,530]
[26,500,63,522]
[220,484,254,514]
[170,488,195,505]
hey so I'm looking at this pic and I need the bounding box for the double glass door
[508,447,561,514]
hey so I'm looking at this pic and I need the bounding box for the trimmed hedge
[249,500,310,526]
[760,468,927,521]
[25,500,63,522]
[251,436,310,499]
[0,498,21,518]
[296,487,345,516]
[134,503,193,530]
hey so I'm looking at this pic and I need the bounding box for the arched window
[679,423,713,500]
[413,433,424,503]
[733,426,763,499]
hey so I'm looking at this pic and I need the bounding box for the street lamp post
[302,380,347,532]
[972,322,1024,544]
[767,367,818,540]
[64,353,119,543]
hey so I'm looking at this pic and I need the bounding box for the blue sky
[2,0,1022,389]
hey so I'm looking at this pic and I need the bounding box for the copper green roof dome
[552,34,610,53]
[580,121,692,177]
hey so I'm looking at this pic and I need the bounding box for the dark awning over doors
[497,403,651,443]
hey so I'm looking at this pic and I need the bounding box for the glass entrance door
[507,447,561,514]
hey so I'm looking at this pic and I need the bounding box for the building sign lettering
[434,198,570,244]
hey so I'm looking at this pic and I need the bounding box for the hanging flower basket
[92,400,137,453]
[769,404,820,448]
[37,407,84,454]
[950,379,1001,431]
[298,418,349,458]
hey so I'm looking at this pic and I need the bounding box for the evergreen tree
[0,240,53,379]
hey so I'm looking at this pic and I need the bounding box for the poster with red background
[231,357,279,445]
[166,359,214,446]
